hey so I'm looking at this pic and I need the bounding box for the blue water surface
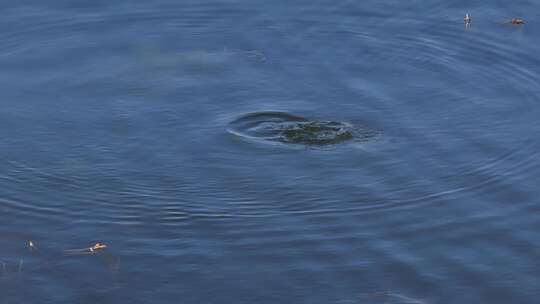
[1,1,540,303]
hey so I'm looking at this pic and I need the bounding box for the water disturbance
[228,111,378,145]
[1,1,540,303]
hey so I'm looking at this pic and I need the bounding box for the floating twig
[64,242,108,255]
[90,242,107,252]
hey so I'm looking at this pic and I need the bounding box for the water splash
[228,111,378,146]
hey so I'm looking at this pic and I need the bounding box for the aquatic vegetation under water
[228,111,379,146]
[280,121,354,145]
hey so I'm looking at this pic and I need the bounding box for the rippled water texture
[1,1,540,303]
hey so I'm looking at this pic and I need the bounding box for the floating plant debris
[464,13,472,25]
[28,240,37,251]
[509,18,526,25]
[64,242,108,255]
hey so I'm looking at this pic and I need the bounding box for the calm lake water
[1,1,540,303]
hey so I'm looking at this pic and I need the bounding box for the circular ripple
[1,5,540,221]
[222,14,540,216]
[228,111,378,145]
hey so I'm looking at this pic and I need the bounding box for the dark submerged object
[280,121,353,145]
[228,112,376,145]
